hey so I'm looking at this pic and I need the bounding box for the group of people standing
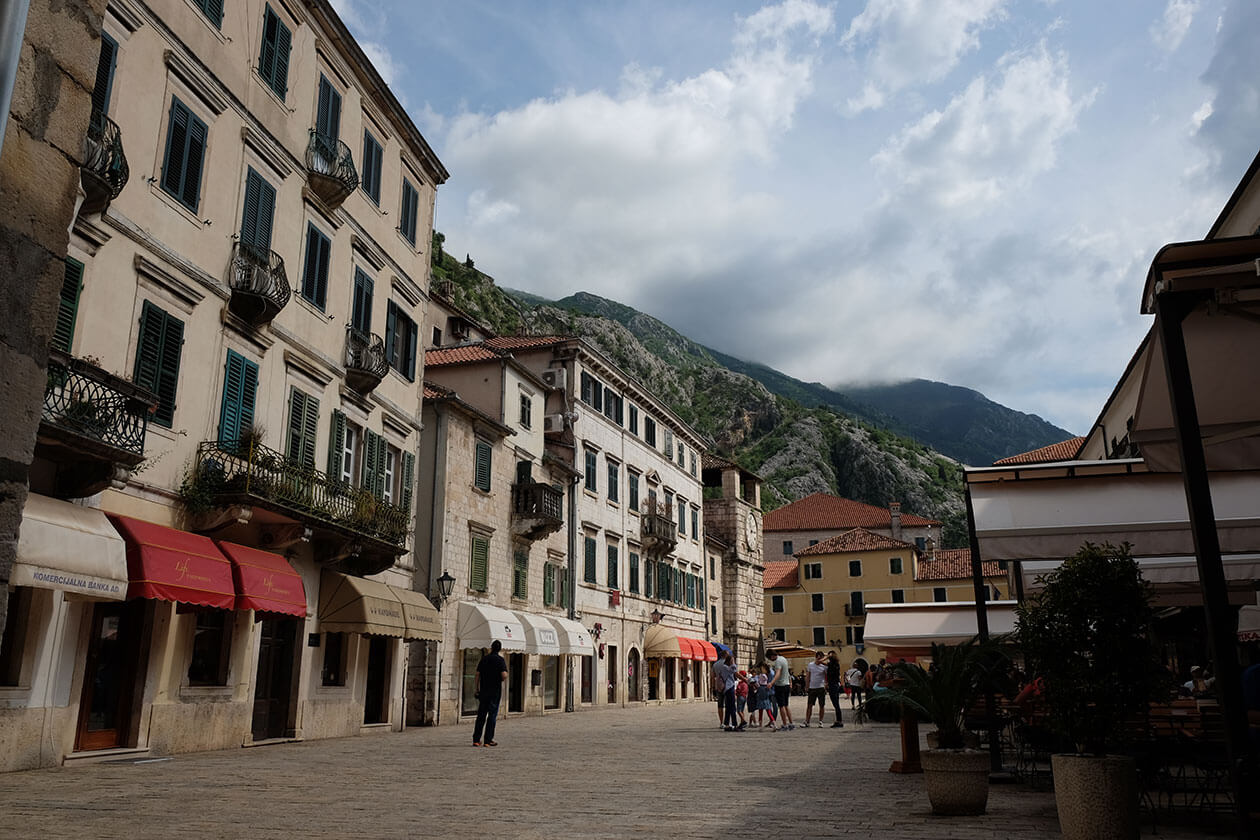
[712,650,851,731]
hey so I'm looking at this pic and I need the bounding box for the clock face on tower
[744,513,759,549]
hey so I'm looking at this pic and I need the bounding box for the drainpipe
[0,0,31,155]
[565,471,578,712]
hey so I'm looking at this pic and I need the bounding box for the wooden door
[252,618,297,740]
[76,601,143,751]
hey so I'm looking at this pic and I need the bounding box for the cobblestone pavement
[1,702,1217,839]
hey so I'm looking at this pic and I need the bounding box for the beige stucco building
[0,0,445,771]
[762,493,941,567]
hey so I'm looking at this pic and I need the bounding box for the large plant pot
[920,748,990,815]
[1051,753,1138,840]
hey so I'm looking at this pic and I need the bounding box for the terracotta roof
[993,437,1086,466]
[762,493,939,531]
[485,335,571,350]
[796,527,914,557]
[423,381,456,400]
[915,548,1004,581]
[763,560,799,589]
[425,345,506,366]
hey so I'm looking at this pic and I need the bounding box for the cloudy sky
[333,0,1259,435]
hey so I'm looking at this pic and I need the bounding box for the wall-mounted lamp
[434,570,456,608]
[650,608,664,624]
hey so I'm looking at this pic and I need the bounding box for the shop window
[0,587,31,686]
[187,609,232,686]
[461,649,483,716]
[543,656,560,709]
[322,632,348,686]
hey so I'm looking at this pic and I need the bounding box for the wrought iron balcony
[511,481,564,540]
[228,241,291,325]
[345,328,388,394]
[37,349,157,497]
[305,130,358,209]
[80,108,129,214]
[640,502,678,555]
[189,439,409,574]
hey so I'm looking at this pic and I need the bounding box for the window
[0,588,31,686]
[772,628,785,642]
[474,441,492,492]
[584,536,597,583]
[644,416,656,446]
[811,593,823,612]
[322,633,347,686]
[691,507,699,539]
[686,573,696,608]
[519,393,532,429]
[809,539,819,547]
[629,552,640,594]
[581,657,593,704]
[257,5,292,99]
[240,167,276,251]
[351,268,373,334]
[915,537,927,551]
[710,605,717,632]
[628,471,640,511]
[431,326,442,347]
[381,445,397,503]
[709,557,715,579]
[992,585,1002,601]
[892,589,905,604]
[399,178,419,245]
[813,627,826,647]
[664,428,674,458]
[92,32,117,116]
[607,461,619,503]
[629,404,638,434]
[133,301,184,427]
[850,591,864,616]
[644,558,655,598]
[512,547,528,599]
[300,223,331,308]
[160,97,208,212]
[771,594,784,613]
[335,419,357,485]
[782,540,793,555]
[584,450,597,493]
[53,258,83,353]
[848,560,862,577]
[315,75,341,140]
[187,610,232,686]
[361,130,382,204]
[469,534,489,592]
[690,452,697,476]
[845,626,853,645]
[854,627,864,645]
[217,350,258,444]
[889,556,903,575]
[934,587,947,603]
[192,0,223,28]
[677,441,685,468]
[607,544,619,590]
[384,301,418,380]
[804,562,822,580]
[603,390,623,425]
[677,498,686,535]
[543,563,557,606]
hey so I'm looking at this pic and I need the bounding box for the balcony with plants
[227,241,291,326]
[183,437,409,575]
[80,107,129,215]
[37,349,157,497]
[640,500,678,555]
[344,327,388,394]
[305,129,358,209]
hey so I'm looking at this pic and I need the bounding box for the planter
[920,748,990,815]
[926,730,981,750]
[1051,753,1138,840]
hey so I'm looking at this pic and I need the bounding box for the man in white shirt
[804,651,829,728]
[845,663,864,708]
[766,651,795,730]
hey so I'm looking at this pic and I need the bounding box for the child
[755,666,777,729]
[735,670,750,729]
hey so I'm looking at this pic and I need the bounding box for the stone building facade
[700,454,764,664]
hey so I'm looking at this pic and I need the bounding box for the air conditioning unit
[543,414,566,433]
[541,368,566,390]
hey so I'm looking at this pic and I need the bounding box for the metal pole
[0,0,31,155]
[1154,290,1252,836]
[966,484,1003,774]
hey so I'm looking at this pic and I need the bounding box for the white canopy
[863,602,1018,655]
[457,602,526,651]
[513,610,560,656]
[547,616,594,656]
[1239,605,1260,643]
[14,493,127,600]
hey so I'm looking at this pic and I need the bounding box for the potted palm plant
[1015,542,1167,840]
[866,637,1010,815]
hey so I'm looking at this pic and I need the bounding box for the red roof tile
[797,528,914,556]
[423,381,455,400]
[485,335,571,350]
[993,437,1086,466]
[425,345,506,366]
[762,493,939,531]
[915,548,1004,581]
[763,561,799,589]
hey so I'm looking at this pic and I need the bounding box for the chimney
[889,502,902,541]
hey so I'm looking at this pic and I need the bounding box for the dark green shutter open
[384,302,397,367]
[301,223,330,308]
[132,301,183,427]
[259,6,291,99]
[584,537,596,583]
[351,269,373,334]
[218,349,258,444]
[400,451,415,511]
[240,168,276,252]
[470,536,489,592]
[92,33,117,115]
[543,563,555,606]
[316,76,341,139]
[474,441,491,492]
[362,131,382,203]
[326,409,346,478]
[286,388,319,466]
[52,259,84,353]
[197,0,223,27]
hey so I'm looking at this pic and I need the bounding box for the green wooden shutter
[92,32,117,115]
[240,168,275,251]
[474,441,491,492]
[259,6,291,99]
[543,563,554,606]
[513,549,528,599]
[161,99,188,197]
[584,537,596,583]
[286,388,318,466]
[384,302,397,369]
[316,76,341,139]
[361,429,380,493]
[52,259,84,353]
[300,393,319,467]
[352,269,373,334]
[404,319,417,380]
[181,112,206,211]
[470,536,488,592]
[326,409,346,478]
[133,302,183,427]
[400,451,415,511]
[201,0,223,27]
[607,544,618,590]
[273,18,291,98]
[218,349,258,444]
[301,224,331,308]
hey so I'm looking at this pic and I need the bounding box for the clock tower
[700,454,764,665]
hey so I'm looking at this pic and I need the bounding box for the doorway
[252,618,298,740]
[606,645,618,705]
[76,600,144,751]
[628,649,640,702]
[664,658,675,700]
[508,652,525,713]
[363,636,390,725]
[647,658,659,700]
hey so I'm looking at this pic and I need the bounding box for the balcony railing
[191,439,408,547]
[80,108,129,214]
[42,350,153,461]
[511,482,564,539]
[345,328,388,393]
[305,130,358,209]
[228,241,291,325]
[640,502,678,554]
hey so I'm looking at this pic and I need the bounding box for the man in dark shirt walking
[473,640,507,746]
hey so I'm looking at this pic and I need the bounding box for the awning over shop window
[677,637,700,660]
[393,587,441,642]
[862,602,1019,657]
[513,611,560,655]
[548,616,594,656]
[108,514,235,609]
[643,625,708,658]
[457,601,525,651]
[14,493,127,600]
[693,640,718,662]
[215,541,307,618]
[1239,605,1260,643]
[318,570,407,638]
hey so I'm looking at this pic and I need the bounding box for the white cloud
[360,41,400,88]
[1150,0,1199,53]
[842,0,1008,112]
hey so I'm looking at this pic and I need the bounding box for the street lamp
[435,570,456,608]
[650,608,664,624]
[432,569,456,728]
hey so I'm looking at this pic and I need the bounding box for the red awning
[692,639,718,662]
[676,637,697,660]
[216,541,307,617]
[108,515,235,609]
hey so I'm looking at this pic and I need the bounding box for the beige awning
[318,570,407,638]
[391,586,441,641]
[14,493,127,600]
[643,624,682,657]
[548,616,594,656]
[863,602,1018,655]
[457,601,526,651]
[1239,605,1260,643]
[513,611,560,655]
